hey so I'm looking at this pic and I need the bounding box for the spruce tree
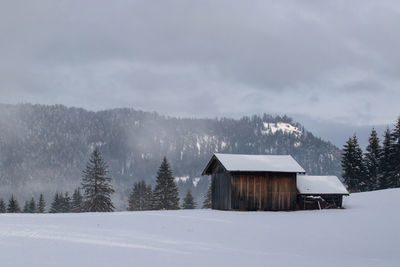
[0,198,6,213]
[23,201,30,213]
[153,157,180,210]
[37,193,46,213]
[128,181,153,211]
[71,188,83,213]
[50,192,62,213]
[29,197,36,213]
[7,195,20,213]
[341,135,367,192]
[182,189,196,209]
[380,128,394,189]
[81,148,115,212]
[128,181,141,211]
[390,117,400,187]
[342,137,356,191]
[364,129,381,190]
[202,183,212,209]
[353,135,368,191]
[61,192,71,213]
[145,183,154,210]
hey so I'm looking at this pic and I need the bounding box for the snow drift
[0,189,399,266]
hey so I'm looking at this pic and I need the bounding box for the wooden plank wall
[231,172,297,211]
[211,166,231,210]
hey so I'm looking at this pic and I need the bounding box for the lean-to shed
[296,175,349,209]
[202,153,306,211]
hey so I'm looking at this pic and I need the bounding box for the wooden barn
[202,153,306,211]
[296,175,349,210]
[202,153,349,211]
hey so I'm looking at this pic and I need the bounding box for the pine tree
[50,192,62,213]
[364,129,381,190]
[182,189,196,209]
[29,197,36,213]
[380,128,394,189]
[390,117,400,187]
[7,195,20,213]
[71,188,83,213]
[37,193,46,213]
[202,183,212,209]
[128,181,153,211]
[0,199,6,213]
[81,148,115,212]
[153,157,180,210]
[23,201,30,213]
[341,135,367,192]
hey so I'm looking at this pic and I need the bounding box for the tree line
[127,157,212,210]
[0,194,45,213]
[342,117,400,192]
[1,148,212,213]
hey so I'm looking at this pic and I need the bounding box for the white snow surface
[174,176,190,183]
[297,175,349,194]
[192,177,201,187]
[262,122,302,137]
[0,189,399,266]
[211,153,305,173]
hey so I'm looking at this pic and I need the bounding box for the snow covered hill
[0,189,399,266]
[0,103,342,208]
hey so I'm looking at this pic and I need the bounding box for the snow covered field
[0,189,399,267]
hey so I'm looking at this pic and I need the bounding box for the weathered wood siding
[211,165,231,210]
[231,172,297,211]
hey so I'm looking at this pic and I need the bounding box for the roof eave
[230,170,306,174]
[201,154,218,175]
[298,192,350,196]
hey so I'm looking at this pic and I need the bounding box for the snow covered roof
[202,153,306,175]
[297,175,349,195]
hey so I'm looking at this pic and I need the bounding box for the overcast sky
[1,0,399,126]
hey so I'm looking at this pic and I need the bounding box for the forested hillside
[0,103,341,208]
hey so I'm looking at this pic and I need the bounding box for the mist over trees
[341,117,400,192]
[0,103,341,208]
[0,105,400,213]
[0,155,186,213]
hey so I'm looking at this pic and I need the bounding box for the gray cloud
[0,0,399,125]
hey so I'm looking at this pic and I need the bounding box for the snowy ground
[0,189,399,267]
